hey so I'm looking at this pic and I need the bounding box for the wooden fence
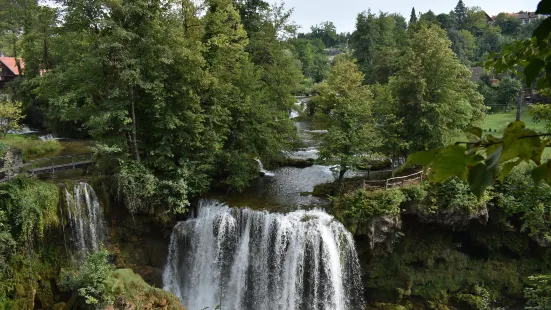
[0,153,94,182]
[361,170,424,190]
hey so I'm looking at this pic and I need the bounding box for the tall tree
[409,7,418,26]
[351,11,407,84]
[313,56,380,181]
[389,24,485,152]
[454,0,468,29]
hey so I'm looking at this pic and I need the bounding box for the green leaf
[499,159,522,182]
[484,134,503,156]
[537,2,551,16]
[468,163,495,199]
[531,161,551,185]
[465,127,483,139]
[404,149,437,167]
[501,121,546,164]
[429,145,478,182]
[468,146,502,198]
[534,18,551,45]
[525,58,545,88]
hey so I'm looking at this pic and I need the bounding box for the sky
[274,0,541,33]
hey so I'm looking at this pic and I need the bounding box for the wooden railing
[361,170,424,190]
[0,153,94,182]
[384,170,424,189]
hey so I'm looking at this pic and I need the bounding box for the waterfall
[163,200,365,310]
[64,182,107,256]
[255,159,275,177]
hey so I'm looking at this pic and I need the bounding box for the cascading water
[64,182,107,256]
[163,200,365,310]
[255,159,275,177]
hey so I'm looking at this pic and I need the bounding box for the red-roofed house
[0,57,24,88]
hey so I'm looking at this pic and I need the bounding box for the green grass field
[482,110,547,136]
[481,109,551,159]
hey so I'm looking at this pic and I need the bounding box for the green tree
[477,25,505,60]
[419,10,438,25]
[454,0,468,30]
[0,100,23,138]
[291,38,329,82]
[494,13,522,37]
[308,21,338,47]
[390,24,485,152]
[449,29,478,65]
[409,7,418,26]
[351,11,407,84]
[496,76,522,109]
[313,56,380,181]
[437,12,457,31]
[60,249,116,307]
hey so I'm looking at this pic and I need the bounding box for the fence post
[51,159,55,173]
[385,179,389,190]
[72,156,75,169]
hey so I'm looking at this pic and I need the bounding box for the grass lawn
[481,108,551,159]
[482,109,547,136]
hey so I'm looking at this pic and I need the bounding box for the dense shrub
[60,250,117,307]
[525,274,551,309]
[18,139,62,160]
[419,177,486,215]
[493,167,551,244]
[333,189,405,224]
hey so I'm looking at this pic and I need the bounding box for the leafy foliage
[525,274,551,309]
[313,56,380,180]
[332,189,405,224]
[0,101,23,138]
[60,249,116,306]
[0,177,59,241]
[389,24,485,153]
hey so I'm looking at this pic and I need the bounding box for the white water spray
[65,182,107,256]
[163,200,365,310]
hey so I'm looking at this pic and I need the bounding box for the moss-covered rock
[110,269,185,310]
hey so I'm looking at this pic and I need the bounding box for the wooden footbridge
[0,153,94,183]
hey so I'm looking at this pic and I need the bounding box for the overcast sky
[274,0,540,33]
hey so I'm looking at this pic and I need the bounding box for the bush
[525,274,551,309]
[419,177,486,215]
[0,141,7,157]
[115,160,158,214]
[60,250,116,307]
[400,184,427,203]
[18,139,62,160]
[0,177,59,241]
[493,167,551,244]
[332,189,405,226]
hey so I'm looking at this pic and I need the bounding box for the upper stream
[211,120,366,210]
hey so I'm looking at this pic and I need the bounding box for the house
[0,57,24,88]
[470,67,485,83]
[493,12,548,24]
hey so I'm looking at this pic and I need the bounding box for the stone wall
[0,148,23,180]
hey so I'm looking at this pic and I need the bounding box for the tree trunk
[516,89,523,122]
[130,88,140,161]
[338,164,347,182]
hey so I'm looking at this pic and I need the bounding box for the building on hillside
[0,57,24,89]
[326,48,344,62]
[483,12,493,24]
[470,67,485,83]
[492,12,548,24]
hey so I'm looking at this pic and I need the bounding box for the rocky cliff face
[357,210,551,309]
